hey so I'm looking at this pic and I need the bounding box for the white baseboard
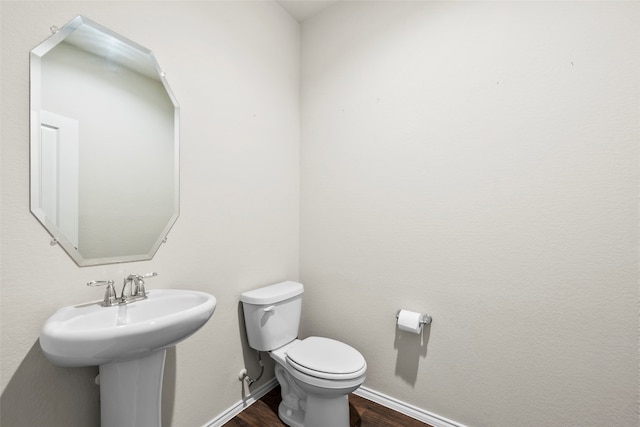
[353,386,467,427]
[203,379,465,427]
[203,378,279,427]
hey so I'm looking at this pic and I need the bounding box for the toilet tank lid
[240,281,304,305]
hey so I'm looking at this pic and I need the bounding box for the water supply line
[240,351,264,387]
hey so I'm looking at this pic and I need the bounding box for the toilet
[240,281,367,427]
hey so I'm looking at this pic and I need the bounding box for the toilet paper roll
[397,310,423,334]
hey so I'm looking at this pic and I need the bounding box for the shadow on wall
[0,340,100,426]
[1,341,178,427]
[394,325,431,386]
[162,346,177,427]
[237,302,276,400]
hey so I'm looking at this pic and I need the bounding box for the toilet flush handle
[263,305,276,313]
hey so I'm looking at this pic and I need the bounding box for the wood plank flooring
[223,386,433,427]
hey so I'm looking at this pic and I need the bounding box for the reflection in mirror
[30,16,179,266]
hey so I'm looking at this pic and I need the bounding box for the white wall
[1,1,299,426]
[300,2,639,426]
[3,2,639,427]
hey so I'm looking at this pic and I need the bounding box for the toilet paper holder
[396,310,432,326]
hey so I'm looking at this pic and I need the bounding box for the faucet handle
[87,280,117,307]
[139,272,157,296]
[131,272,157,298]
[87,280,114,287]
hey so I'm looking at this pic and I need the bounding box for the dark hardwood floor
[223,386,433,427]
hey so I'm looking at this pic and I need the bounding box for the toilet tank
[240,281,304,351]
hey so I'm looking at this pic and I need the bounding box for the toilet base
[278,393,350,427]
[275,362,352,427]
[275,364,306,427]
[278,401,305,427]
[304,393,350,427]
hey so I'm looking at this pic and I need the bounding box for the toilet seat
[285,337,366,380]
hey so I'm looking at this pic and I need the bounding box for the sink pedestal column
[99,349,166,427]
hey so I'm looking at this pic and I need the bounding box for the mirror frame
[30,16,180,266]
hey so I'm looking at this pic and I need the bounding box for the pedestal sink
[39,289,216,427]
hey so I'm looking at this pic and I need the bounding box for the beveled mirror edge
[30,15,84,58]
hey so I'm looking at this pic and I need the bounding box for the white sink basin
[40,289,217,367]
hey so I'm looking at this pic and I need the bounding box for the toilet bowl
[271,338,367,427]
[240,282,367,427]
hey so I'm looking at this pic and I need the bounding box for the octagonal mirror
[30,16,179,266]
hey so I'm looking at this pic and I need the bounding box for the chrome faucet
[121,274,142,303]
[87,273,157,306]
[87,280,117,307]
